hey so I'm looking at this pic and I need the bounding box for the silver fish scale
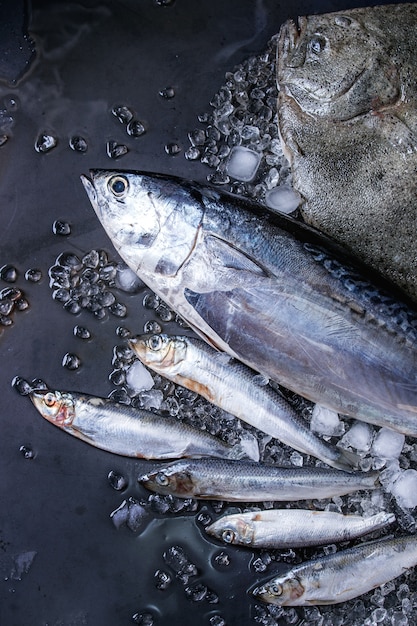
[303,242,417,346]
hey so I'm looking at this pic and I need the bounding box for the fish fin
[334,447,361,472]
[205,234,268,276]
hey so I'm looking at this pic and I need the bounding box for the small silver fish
[29,388,258,460]
[138,458,379,502]
[129,333,357,471]
[253,534,417,606]
[81,170,417,437]
[206,509,395,549]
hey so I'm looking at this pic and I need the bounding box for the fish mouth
[277,16,305,78]
[80,173,98,212]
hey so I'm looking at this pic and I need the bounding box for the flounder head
[277,10,400,120]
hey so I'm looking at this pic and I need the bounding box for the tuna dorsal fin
[205,234,267,276]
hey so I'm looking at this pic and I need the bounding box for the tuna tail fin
[231,431,260,462]
[334,447,362,472]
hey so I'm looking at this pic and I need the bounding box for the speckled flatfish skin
[277,3,417,302]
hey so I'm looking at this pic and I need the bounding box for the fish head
[30,389,75,429]
[81,170,204,280]
[252,575,305,606]
[206,515,254,546]
[129,333,188,375]
[138,461,195,497]
[277,11,399,120]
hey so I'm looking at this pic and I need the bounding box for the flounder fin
[205,234,268,276]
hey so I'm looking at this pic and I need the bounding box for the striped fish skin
[205,509,395,549]
[29,389,258,461]
[138,458,379,502]
[81,170,417,437]
[129,333,358,471]
[253,534,417,606]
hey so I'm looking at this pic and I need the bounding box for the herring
[81,170,417,437]
[252,534,417,606]
[129,333,358,471]
[29,388,258,460]
[205,509,395,549]
[138,458,379,502]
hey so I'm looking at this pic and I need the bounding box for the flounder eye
[148,335,163,351]
[155,472,169,486]
[44,392,56,407]
[309,35,327,55]
[222,529,235,544]
[108,175,129,197]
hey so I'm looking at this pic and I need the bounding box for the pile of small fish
[24,2,417,612]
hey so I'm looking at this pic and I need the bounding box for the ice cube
[226,146,261,182]
[371,427,405,459]
[265,185,301,214]
[340,421,373,452]
[310,404,341,436]
[125,360,154,393]
[390,469,417,509]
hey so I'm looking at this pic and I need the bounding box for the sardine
[129,333,357,471]
[206,509,395,549]
[277,4,417,302]
[252,534,417,606]
[138,458,379,501]
[81,170,417,436]
[29,388,258,460]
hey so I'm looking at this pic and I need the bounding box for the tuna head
[81,170,204,280]
[277,10,400,120]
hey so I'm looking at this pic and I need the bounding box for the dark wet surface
[0,1,415,625]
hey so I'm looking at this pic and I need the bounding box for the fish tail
[333,447,362,471]
[230,432,260,462]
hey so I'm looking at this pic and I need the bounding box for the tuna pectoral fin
[205,235,268,276]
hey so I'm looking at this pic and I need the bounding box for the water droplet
[0,298,13,315]
[108,388,130,404]
[11,376,32,396]
[184,583,208,602]
[31,378,48,390]
[52,220,71,236]
[164,142,181,156]
[62,353,81,370]
[109,369,125,386]
[52,288,70,303]
[0,314,12,327]
[24,268,42,283]
[73,325,91,340]
[98,264,117,283]
[107,470,128,491]
[142,293,160,309]
[185,146,201,161]
[143,320,162,334]
[56,252,83,271]
[63,299,81,315]
[163,545,198,583]
[110,301,127,317]
[159,86,175,99]
[154,569,172,590]
[126,120,146,137]
[0,135,8,147]
[1,287,22,301]
[155,303,174,322]
[115,325,131,338]
[82,249,99,268]
[106,140,128,159]
[15,297,29,312]
[111,104,134,125]
[132,612,154,626]
[19,445,34,459]
[209,616,226,626]
[0,264,18,283]
[69,135,88,152]
[35,133,58,153]
[213,551,230,568]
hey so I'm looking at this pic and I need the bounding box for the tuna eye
[44,392,56,407]
[222,529,235,544]
[270,583,282,596]
[309,35,327,55]
[155,472,169,486]
[148,335,163,351]
[108,175,129,197]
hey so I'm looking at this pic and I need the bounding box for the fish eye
[222,529,235,544]
[155,472,169,486]
[108,175,129,197]
[44,392,56,407]
[148,335,163,351]
[309,35,327,55]
[270,583,282,597]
